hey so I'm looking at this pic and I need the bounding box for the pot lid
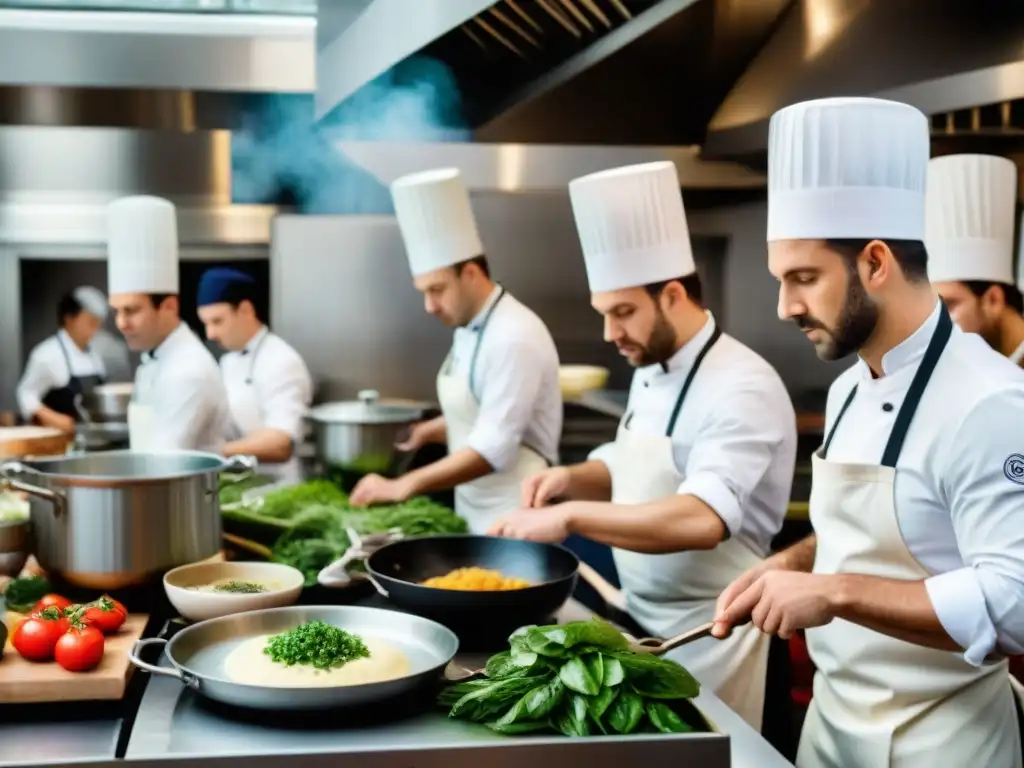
[307,390,422,425]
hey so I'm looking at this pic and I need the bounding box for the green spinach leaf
[602,656,625,687]
[558,655,600,696]
[607,689,645,734]
[646,701,693,734]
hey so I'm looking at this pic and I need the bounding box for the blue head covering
[196,268,257,307]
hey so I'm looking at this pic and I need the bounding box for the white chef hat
[72,286,108,320]
[925,154,1018,285]
[390,168,485,277]
[767,97,930,242]
[106,196,179,295]
[568,161,695,293]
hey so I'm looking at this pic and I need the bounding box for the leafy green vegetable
[338,452,392,475]
[438,618,706,738]
[2,575,50,613]
[257,480,349,519]
[263,620,370,670]
[213,580,267,594]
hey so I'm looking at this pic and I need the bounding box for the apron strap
[467,286,507,402]
[664,324,723,437]
[818,305,954,467]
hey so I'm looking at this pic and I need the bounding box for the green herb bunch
[263,620,371,670]
[438,619,704,737]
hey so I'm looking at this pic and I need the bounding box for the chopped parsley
[213,580,267,594]
[263,620,370,670]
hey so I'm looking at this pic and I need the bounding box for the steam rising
[231,57,469,214]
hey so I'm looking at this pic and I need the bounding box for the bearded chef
[712,97,1024,768]
[107,196,230,452]
[488,161,798,730]
[196,267,313,482]
[925,154,1024,365]
[348,168,562,533]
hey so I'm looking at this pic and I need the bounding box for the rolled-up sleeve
[927,389,1024,665]
[260,357,313,441]
[676,381,790,537]
[16,347,58,420]
[466,339,544,472]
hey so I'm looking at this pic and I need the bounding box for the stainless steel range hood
[704,0,1024,162]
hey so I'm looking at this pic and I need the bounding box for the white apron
[607,326,771,730]
[127,354,158,451]
[226,333,299,484]
[436,288,549,534]
[799,306,1024,768]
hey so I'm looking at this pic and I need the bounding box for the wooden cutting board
[0,610,149,703]
[0,426,72,459]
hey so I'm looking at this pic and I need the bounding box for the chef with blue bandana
[196,267,313,483]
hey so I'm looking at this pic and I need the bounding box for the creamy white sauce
[222,634,411,688]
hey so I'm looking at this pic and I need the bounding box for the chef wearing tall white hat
[349,168,562,533]
[926,153,1024,365]
[713,97,1024,768]
[106,196,230,452]
[489,161,798,730]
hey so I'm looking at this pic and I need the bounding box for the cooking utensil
[305,390,424,472]
[72,394,93,424]
[163,561,304,622]
[365,535,579,637]
[80,383,133,423]
[318,526,405,588]
[0,451,257,590]
[127,604,459,711]
[73,422,131,452]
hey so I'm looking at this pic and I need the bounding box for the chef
[712,97,1024,768]
[925,153,1024,365]
[349,168,562,534]
[196,267,313,482]
[488,161,798,730]
[106,195,230,452]
[16,286,109,432]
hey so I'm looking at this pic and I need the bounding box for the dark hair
[825,239,929,283]
[146,293,176,310]
[453,255,490,279]
[643,273,703,306]
[213,279,263,321]
[56,292,85,326]
[963,280,1024,314]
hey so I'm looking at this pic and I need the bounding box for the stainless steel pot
[306,390,424,473]
[80,383,133,423]
[128,605,459,711]
[73,422,130,452]
[0,451,256,590]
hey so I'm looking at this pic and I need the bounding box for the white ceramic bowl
[558,365,610,399]
[163,561,304,622]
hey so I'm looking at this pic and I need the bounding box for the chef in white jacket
[925,154,1024,365]
[713,97,1024,768]
[106,196,230,452]
[349,168,562,533]
[16,286,109,432]
[196,267,313,482]
[489,161,798,730]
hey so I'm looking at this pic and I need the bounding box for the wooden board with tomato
[0,593,149,704]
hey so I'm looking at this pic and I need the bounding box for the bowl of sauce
[164,561,304,622]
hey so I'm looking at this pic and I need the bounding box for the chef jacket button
[882,403,894,412]
[644,381,649,387]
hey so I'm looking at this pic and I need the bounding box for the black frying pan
[365,535,579,643]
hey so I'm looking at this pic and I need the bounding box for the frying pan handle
[364,572,390,598]
[128,638,201,690]
[577,562,626,611]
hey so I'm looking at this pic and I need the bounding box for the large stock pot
[0,451,256,590]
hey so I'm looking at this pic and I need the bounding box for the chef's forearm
[832,574,962,652]
[780,534,817,572]
[420,416,447,444]
[565,495,725,553]
[402,448,492,496]
[224,429,294,464]
[565,461,613,501]
[33,406,74,432]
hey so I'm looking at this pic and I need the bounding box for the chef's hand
[52,413,76,434]
[349,474,412,506]
[713,569,838,640]
[396,422,430,452]
[488,504,571,543]
[520,467,571,508]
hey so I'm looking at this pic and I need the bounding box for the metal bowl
[0,517,31,577]
[128,605,459,711]
[81,383,133,423]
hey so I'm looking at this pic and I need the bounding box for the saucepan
[364,535,579,639]
[128,605,459,712]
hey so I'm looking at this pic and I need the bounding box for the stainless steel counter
[1,716,122,767]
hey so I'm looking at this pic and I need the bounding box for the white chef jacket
[16,330,107,420]
[823,300,1024,665]
[134,322,231,453]
[219,326,313,444]
[590,313,797,556]
[448,286,562,470]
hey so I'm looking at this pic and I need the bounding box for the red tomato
[55,625,105,672]
[12,611,68,661]
[33,594,72,614]
[81,601,126,634]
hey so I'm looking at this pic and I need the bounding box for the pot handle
[0,461,67,520]
[128,638,201,690]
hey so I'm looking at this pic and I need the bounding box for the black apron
[40,334,106,421]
